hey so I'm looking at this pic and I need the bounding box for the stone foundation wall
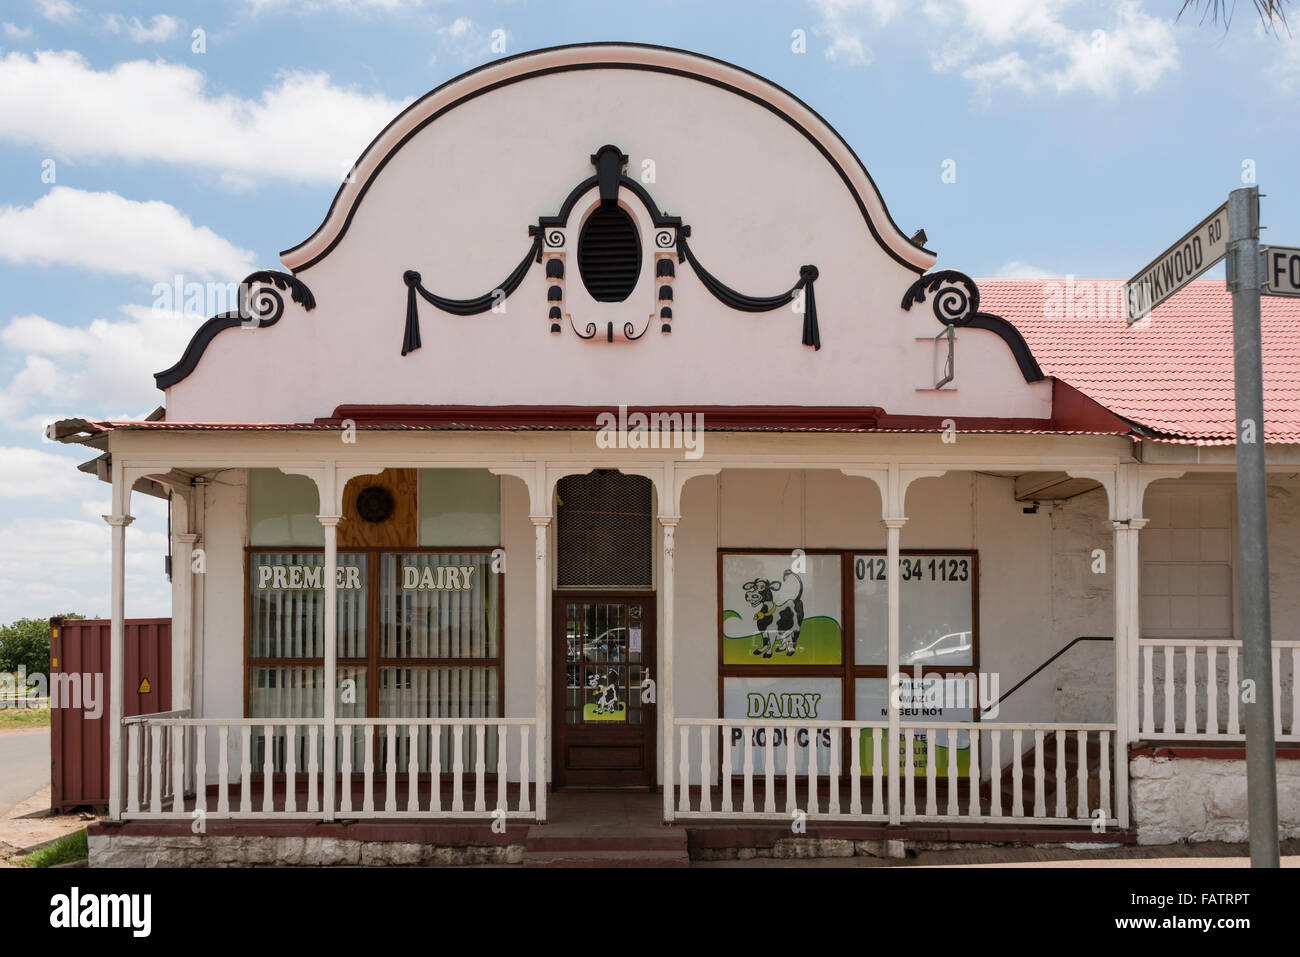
[1130,755,1300,845]
[89,834,524,867]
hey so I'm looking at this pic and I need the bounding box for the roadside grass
[18,829,88,868]
[0,706,50,729]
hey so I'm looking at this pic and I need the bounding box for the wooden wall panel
[339,468,418,548]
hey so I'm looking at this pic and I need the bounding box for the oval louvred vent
[577,205,641,302]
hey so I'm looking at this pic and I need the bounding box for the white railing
[121,714,540,820]
[1138,639,1299,741]
[672,719,1118,826]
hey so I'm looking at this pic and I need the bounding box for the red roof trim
[50,403,1137,439]
[318,404,886,430]
[1048,379,1134,434]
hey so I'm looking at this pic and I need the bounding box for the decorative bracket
[155,271,315,389]
[900,270,1043,383]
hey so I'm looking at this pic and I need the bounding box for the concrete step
[524,831,687,853]
[521,825,689,866]
[523,848,689,868]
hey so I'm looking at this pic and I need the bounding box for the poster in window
[584,666,627,722]
[723,677,841,774]
[854,678,972,777]
[854,553,974,667]
[720,553,842,665]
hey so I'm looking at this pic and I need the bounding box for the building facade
[53,44,1300,864]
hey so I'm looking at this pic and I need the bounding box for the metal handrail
[121,708,191,725]
[981,636,1113,714]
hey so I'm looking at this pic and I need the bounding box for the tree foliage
[1178,0,1291,35]
[0,615,85,677]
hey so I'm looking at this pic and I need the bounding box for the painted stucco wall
[197,470,250,727]
[164,58,1049,424]
[1047,488,1116,725]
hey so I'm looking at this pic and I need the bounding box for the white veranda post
[1110,514,1142,831]
[883,516,905,826]
[531,514,550,823]
[105,505,134,821]
[660,515,679,823]
[318,513,342,822]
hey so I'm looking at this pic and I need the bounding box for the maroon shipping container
[49,617,171,811]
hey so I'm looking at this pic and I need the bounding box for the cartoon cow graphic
[743,569,806,658]
[587,668,623,715]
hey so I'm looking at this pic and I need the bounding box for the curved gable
[161,44,1050,426]
[280,43,935,275]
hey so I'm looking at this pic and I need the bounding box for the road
[0,731,49,817]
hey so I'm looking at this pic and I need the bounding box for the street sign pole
[1227,185,1280,868]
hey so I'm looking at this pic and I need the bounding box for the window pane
[249,665,324,718]
[379,552,499,658]
[249,552,367,659]
[248,665,366,772]
[719,553,842,665]
[853,553,973,667]
[378,666,499,770]
[564,601,646,725]
[855,678,972,777]
[722,676,841,774]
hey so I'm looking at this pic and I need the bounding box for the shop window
[245,548,502,772]
[718,548,979,779]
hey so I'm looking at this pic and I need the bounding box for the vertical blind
[379,552,500,769]
[246,550,501,773]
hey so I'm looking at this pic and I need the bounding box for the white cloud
[35,0,80,23]
[1276,31,1300,90]
[0,51,411,185]
[104,13,181,43]
[811,0,1180,95]
[0,446,92,499]
[928,0,1180,99]
[993,260,1061,279]
[431,17,505,65]
[3,22,34,39]
[0,305,203,424]
[809,0,901,66]
[0,187,255,281]
[242,0,425,15]
[0,509,171,623]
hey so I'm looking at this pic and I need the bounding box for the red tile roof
[980,278,1300,445]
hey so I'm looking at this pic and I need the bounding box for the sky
[0,0,1296,625]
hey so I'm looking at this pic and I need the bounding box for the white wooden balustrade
[1138,639,1299,742]
[121,713,540,820]
[672,718,1118,826]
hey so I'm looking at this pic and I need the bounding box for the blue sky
[0,0,1296,623]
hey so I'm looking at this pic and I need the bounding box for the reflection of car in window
[902,630,972,664]
[583,627,626,661]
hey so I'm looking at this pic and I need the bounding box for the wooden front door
[553,594,656,788]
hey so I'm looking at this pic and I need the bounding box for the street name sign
[1261,245,1300,298]
[1124,202,1228,324]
